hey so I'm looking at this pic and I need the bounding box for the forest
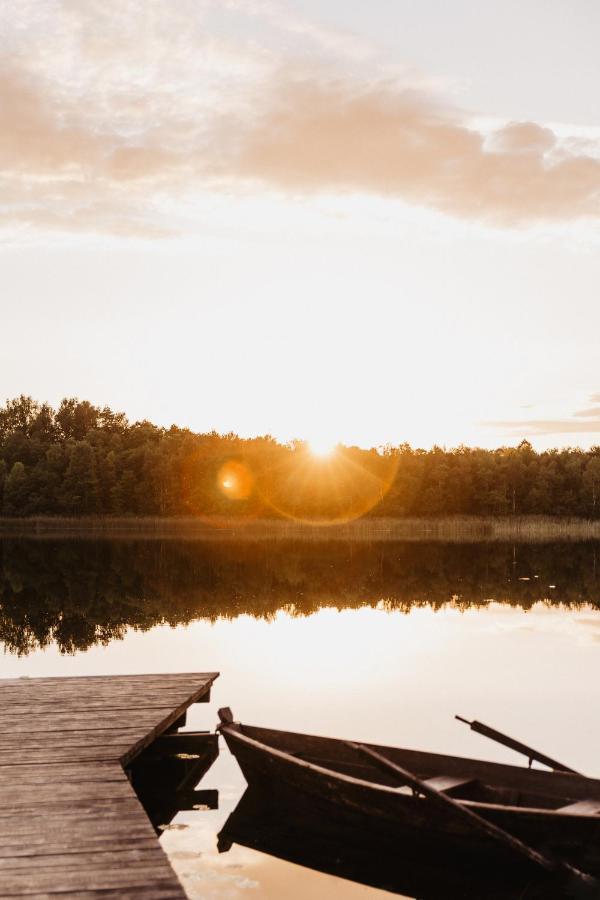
[2,395,600,520]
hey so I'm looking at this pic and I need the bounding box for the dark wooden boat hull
[221,723,600,877]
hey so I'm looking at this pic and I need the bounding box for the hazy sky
[2,0,600,449]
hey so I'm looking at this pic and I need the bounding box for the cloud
[491,394,600,436]
[487,122,556,156]
[491,419,600,436]
[2,1,600,236]
[223,0,374,61]
[231,77,600,225]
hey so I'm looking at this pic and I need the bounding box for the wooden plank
[0,728,163,749]
[0,711,186,732]
[0,781,136,806]
[14,891,185,900]
[0,834,162,856]
[0,673,218,898]
[0,748,141,766]
[0,848,172,871]
[13,891,185,900]
[0,762,127,784]
[0,831,163,854]
[0,672,216,687]
[0,674,216,698]
[0,867,182,893]
[0,703,193,716]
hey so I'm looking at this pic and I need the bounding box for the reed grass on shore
[2,515,600,542]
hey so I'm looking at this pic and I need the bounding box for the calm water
[2,538,600,898]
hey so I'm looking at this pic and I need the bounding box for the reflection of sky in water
[160,750,399,899]
[3,601,600,897]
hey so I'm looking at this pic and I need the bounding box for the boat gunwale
[223,723,600,820]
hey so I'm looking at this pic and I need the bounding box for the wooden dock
[0,672,218,898]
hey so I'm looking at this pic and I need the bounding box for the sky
[2,0,600,450]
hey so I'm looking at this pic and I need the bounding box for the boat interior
[238,724,600,816]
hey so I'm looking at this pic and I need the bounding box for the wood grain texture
[0,673,218,898]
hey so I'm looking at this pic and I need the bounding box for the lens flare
[217,460,254,500]
[255,444,399,526]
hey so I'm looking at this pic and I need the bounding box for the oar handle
[455,715,578,774]
[454,715,472,726]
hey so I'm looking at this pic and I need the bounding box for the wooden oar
[346,740,596,888]
[455,715,579,773]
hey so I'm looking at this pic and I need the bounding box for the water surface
[2,539,600,897]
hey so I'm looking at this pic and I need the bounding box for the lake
[2,538,600,898]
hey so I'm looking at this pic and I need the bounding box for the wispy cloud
[487,394,600,437]
[492,419,600,436]
[2,1,600,236]
[223,0,374,61]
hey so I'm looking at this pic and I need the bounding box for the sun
[308,436,338,458]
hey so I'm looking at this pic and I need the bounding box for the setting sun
[308,438,338,458]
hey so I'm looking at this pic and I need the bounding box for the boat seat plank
[422,776,475,794]
[557,799,600,816]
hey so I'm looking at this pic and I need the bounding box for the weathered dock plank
[0,673,218,898]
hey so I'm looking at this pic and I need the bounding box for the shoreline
[2,515,600,542]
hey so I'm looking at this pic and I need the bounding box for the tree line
[2,395,600,519]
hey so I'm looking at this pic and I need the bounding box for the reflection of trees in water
[1,539,599,656]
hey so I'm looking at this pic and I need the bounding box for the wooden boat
[218,710,600,885]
